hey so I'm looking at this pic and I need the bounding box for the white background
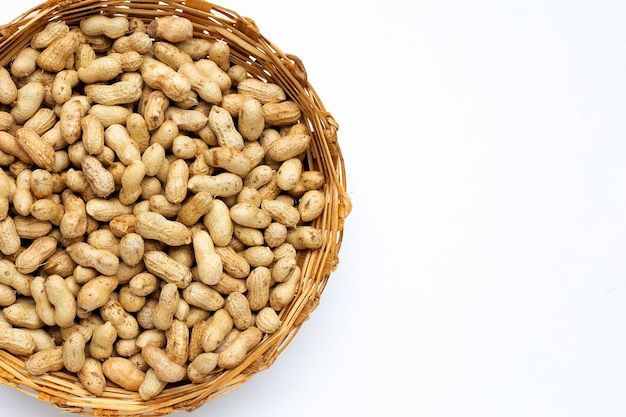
[2,0,626,416]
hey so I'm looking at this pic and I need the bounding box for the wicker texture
[0,0,351,415]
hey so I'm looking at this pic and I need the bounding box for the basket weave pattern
[0,0,351,415]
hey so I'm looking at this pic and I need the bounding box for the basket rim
[0,0,351,415]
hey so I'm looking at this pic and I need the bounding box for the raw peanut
[213,328,240,354]
[0,67,17,105]
[81,114,105,155]
[51,70,79,105]
[118,285,146,313]
[104,124,141,165]
[100,299,139,340]
[0,327,36,356]
[255,306,282,334]
[178,62,222,104]
[37,31,80,72]
[204,147,253,177]
[149,195,181,218]
[242,141,265,168]
[225,292,253,330]
[217,326,263,369]
[136,329,166,349]
[142,343,186,383]
[26,346,64,375]
[183,306,210,327]
[139,368,168,400]
[0,217,20,255]
[261,101,302,126]
[175,38,212,60]
[14,215,53,239]
[81,155,116,198]
[75,43,96,70]
[88,104,133,127]
[85,81,143,106]
[15,236,57,274]
[215,246,250,279]
[63,330,86,373]
[13,170,33,216]
[119,233,144,267]
[177,191,214,227]
[165,319,189,365]
[66,242,119,276]
[153,42,193,70]
[299,189,326,222]
[42,250,76,277]
[265,133,311,162]
[77,55,122,83]
[271,256,297,282]
[78,358,106,397]
[0,132,34,164]
[288,170,325,199]
[29,168,53,199]
[286,226,323,250]
[169,245,194,268]
[273,242,297,260]
[112,31,152,54]
[11,48,40,78]
[188,320,207,361]
[77,276,118,312]
[234,225,264,247]
[60,190,87,239]
[11,82,46,125]
[191,229,222,285]
[261,199,300,227]
[142,142,166,177]
[87,228,120,255]
[195,59,231,92]
[147,16,194,43]
[15,128,55,171]
[246,267,272,311]
[243,165,274,189]
[86,198,133,222]
[80,15,129,39]
[153,283,179,331]
[0,260,33,296]
[188,173,243,197]
[187,352,218,383]
[135,211,191,246]
[171,135,197,159]
[237,78,286,103]
[143,251,192,288]
[59,98,86,144]
[0,112,14,132]
[182,282,224,312]
[164,158,189,204]
[208,40,230,72]
[141,56,192,102]
[221,93,251,116]
[90,321,117,359]
[127,113,150,152]
[21,328,56,352]
[129,272,159,297]
[119,160,146,205]
[143,90,169,131]
[30,276,56,326]
[45,274,77,328]
[203,199,233,247]
[230,202,272,229]
[31,21,69,49]
[110,51,144,72]
[209,105,243,150]
[4,302,45,329]
[151,120,179,152]
[102,357,146,391]
[165,107,208,132]
[0,283,16,307]
[276,157,302,191]
[189,152,210,176]
[238,98,264,141]
[269,266,301,311]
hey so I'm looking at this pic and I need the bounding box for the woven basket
[0,0,351,415]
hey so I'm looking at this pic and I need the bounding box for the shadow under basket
[0,0,351,415]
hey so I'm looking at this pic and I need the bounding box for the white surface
[2,0,626,416]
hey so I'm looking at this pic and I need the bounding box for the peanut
[217,326,263,369]
[78,358,106,396]
[142,343,187,383]
[102,357,146,391]
[147,16,194,43]
[45,274,77,328]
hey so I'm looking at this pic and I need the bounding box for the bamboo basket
[0,0,351,415]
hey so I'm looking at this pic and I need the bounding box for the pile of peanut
[0,14,326,399]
